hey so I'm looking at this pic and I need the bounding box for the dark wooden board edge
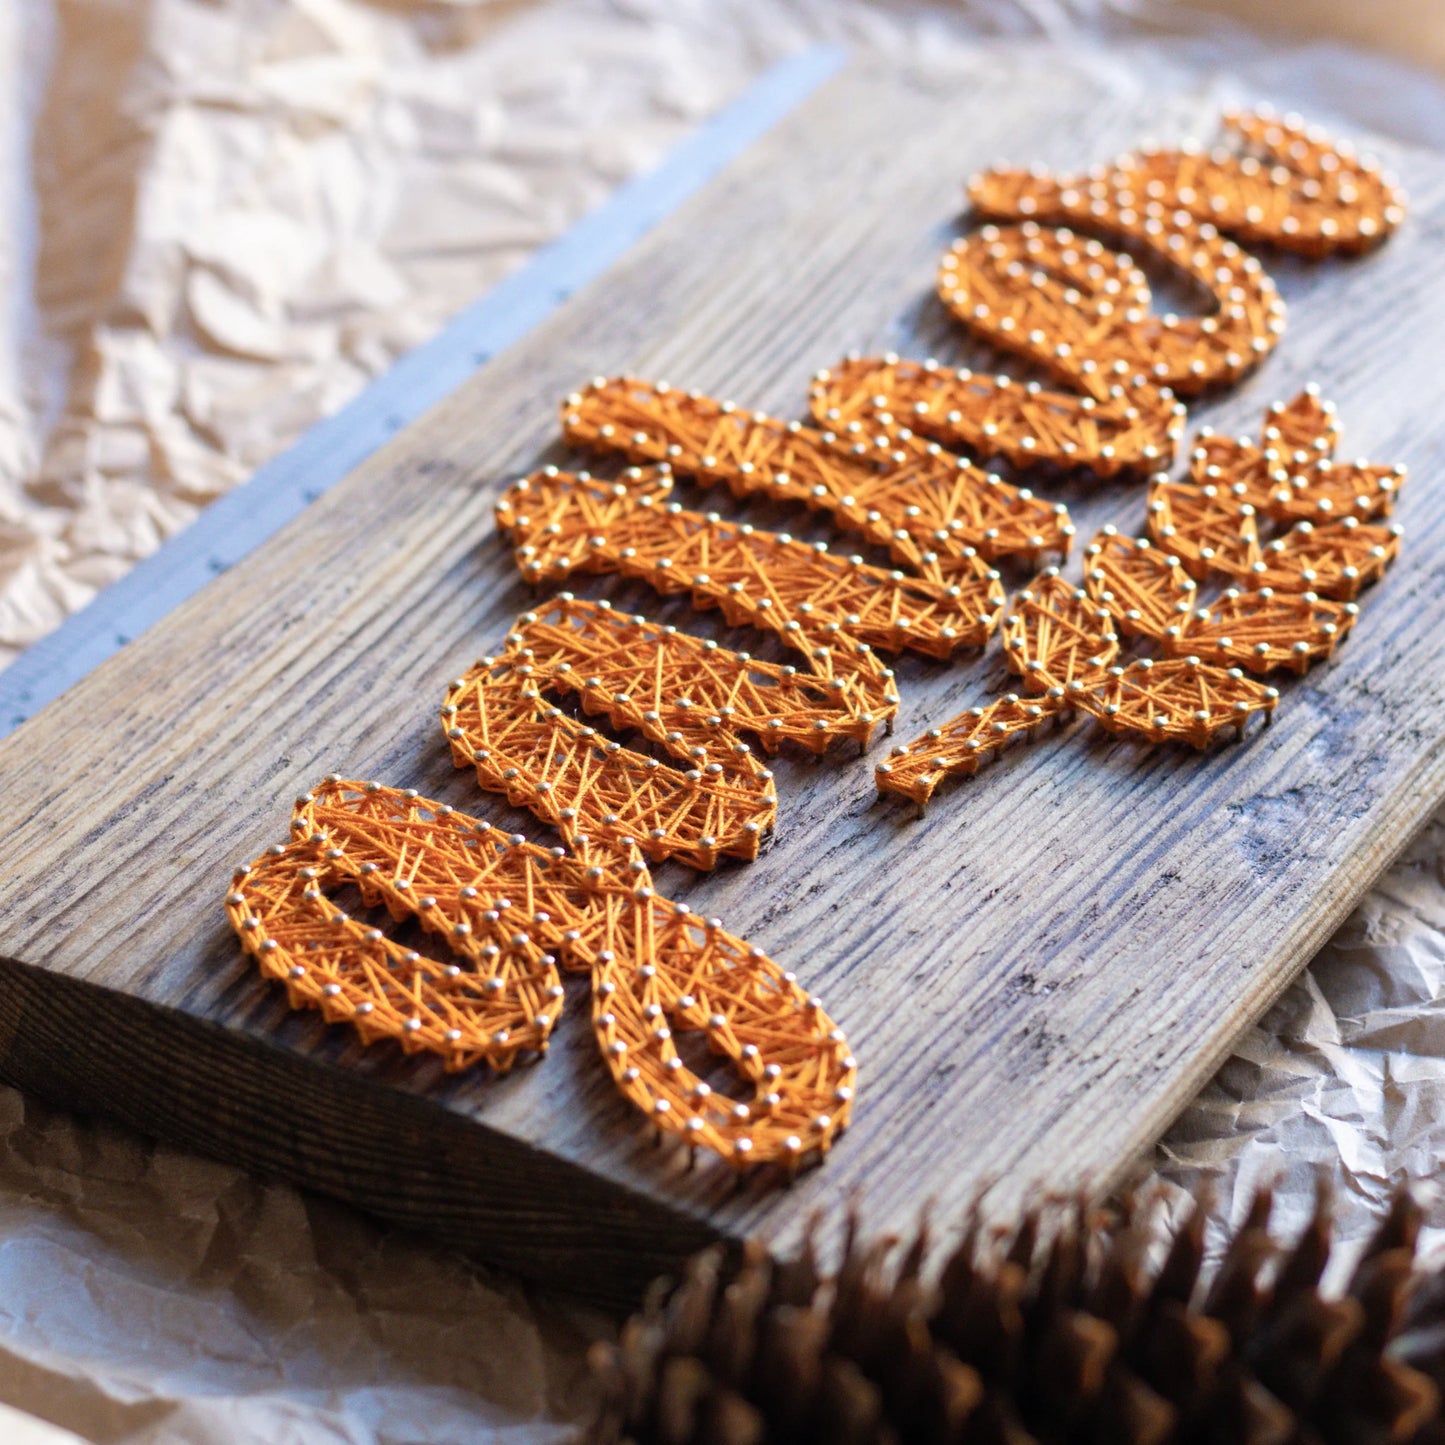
[0,951,720,1308]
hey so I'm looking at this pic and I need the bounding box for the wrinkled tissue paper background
[2,0,1445,1440]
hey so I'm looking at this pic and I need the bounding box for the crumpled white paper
[1154,811,1445,1278]
[0,1085,600,1443]
[3,0,1445,1440]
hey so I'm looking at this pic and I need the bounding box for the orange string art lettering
[225,105,1408,1174]
[812,108,1404,478]
[227,465,901,1172]
[561,378,1075,565]
[468,462,1000,862]
[227,780,853,1168]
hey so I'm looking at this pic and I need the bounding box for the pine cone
[587,1184,1445,1445]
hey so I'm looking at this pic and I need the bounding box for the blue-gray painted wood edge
[0,45,845,736]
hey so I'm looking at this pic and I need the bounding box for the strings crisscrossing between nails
[878,392,1405,806]
[228,780,856,1166]
[816,107,1405,478]
[226,105,1408,1171]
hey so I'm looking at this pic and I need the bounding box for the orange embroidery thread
[468,461,1002,862]
[441,593,866,870]
[876,394,1405,808]
[1152,390,1403,598]
[812,346,1184,482]
[228,780,855,1167]
[973,107,1406,262]
[230,472,881,1170]
[495,463,1003,655]
[815,108,1404,477]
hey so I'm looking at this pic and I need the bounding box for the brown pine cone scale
[587,1185,1445,1445]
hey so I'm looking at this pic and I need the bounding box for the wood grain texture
[1,60,1444,1307]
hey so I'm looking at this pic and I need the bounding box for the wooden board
[2,60,1444,1308]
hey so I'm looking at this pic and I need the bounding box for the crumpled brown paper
[4,0,1445,1440]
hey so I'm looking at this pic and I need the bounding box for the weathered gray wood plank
[1,61,1443,1306]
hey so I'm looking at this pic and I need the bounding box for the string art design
[228,780,854,1166]
[814,108,1405,477]
[495,463,1005,651]
[465,461,1012,862]
[974,107,1407,260]
[229,470,890,1171]
[227,104,1407,1174]
[876,392,1406,807]
[561,377,1075,565]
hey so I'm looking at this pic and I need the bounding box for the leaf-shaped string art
[814,108,1405,478]
[877,393,1406,808]
[228,779,855,1168]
